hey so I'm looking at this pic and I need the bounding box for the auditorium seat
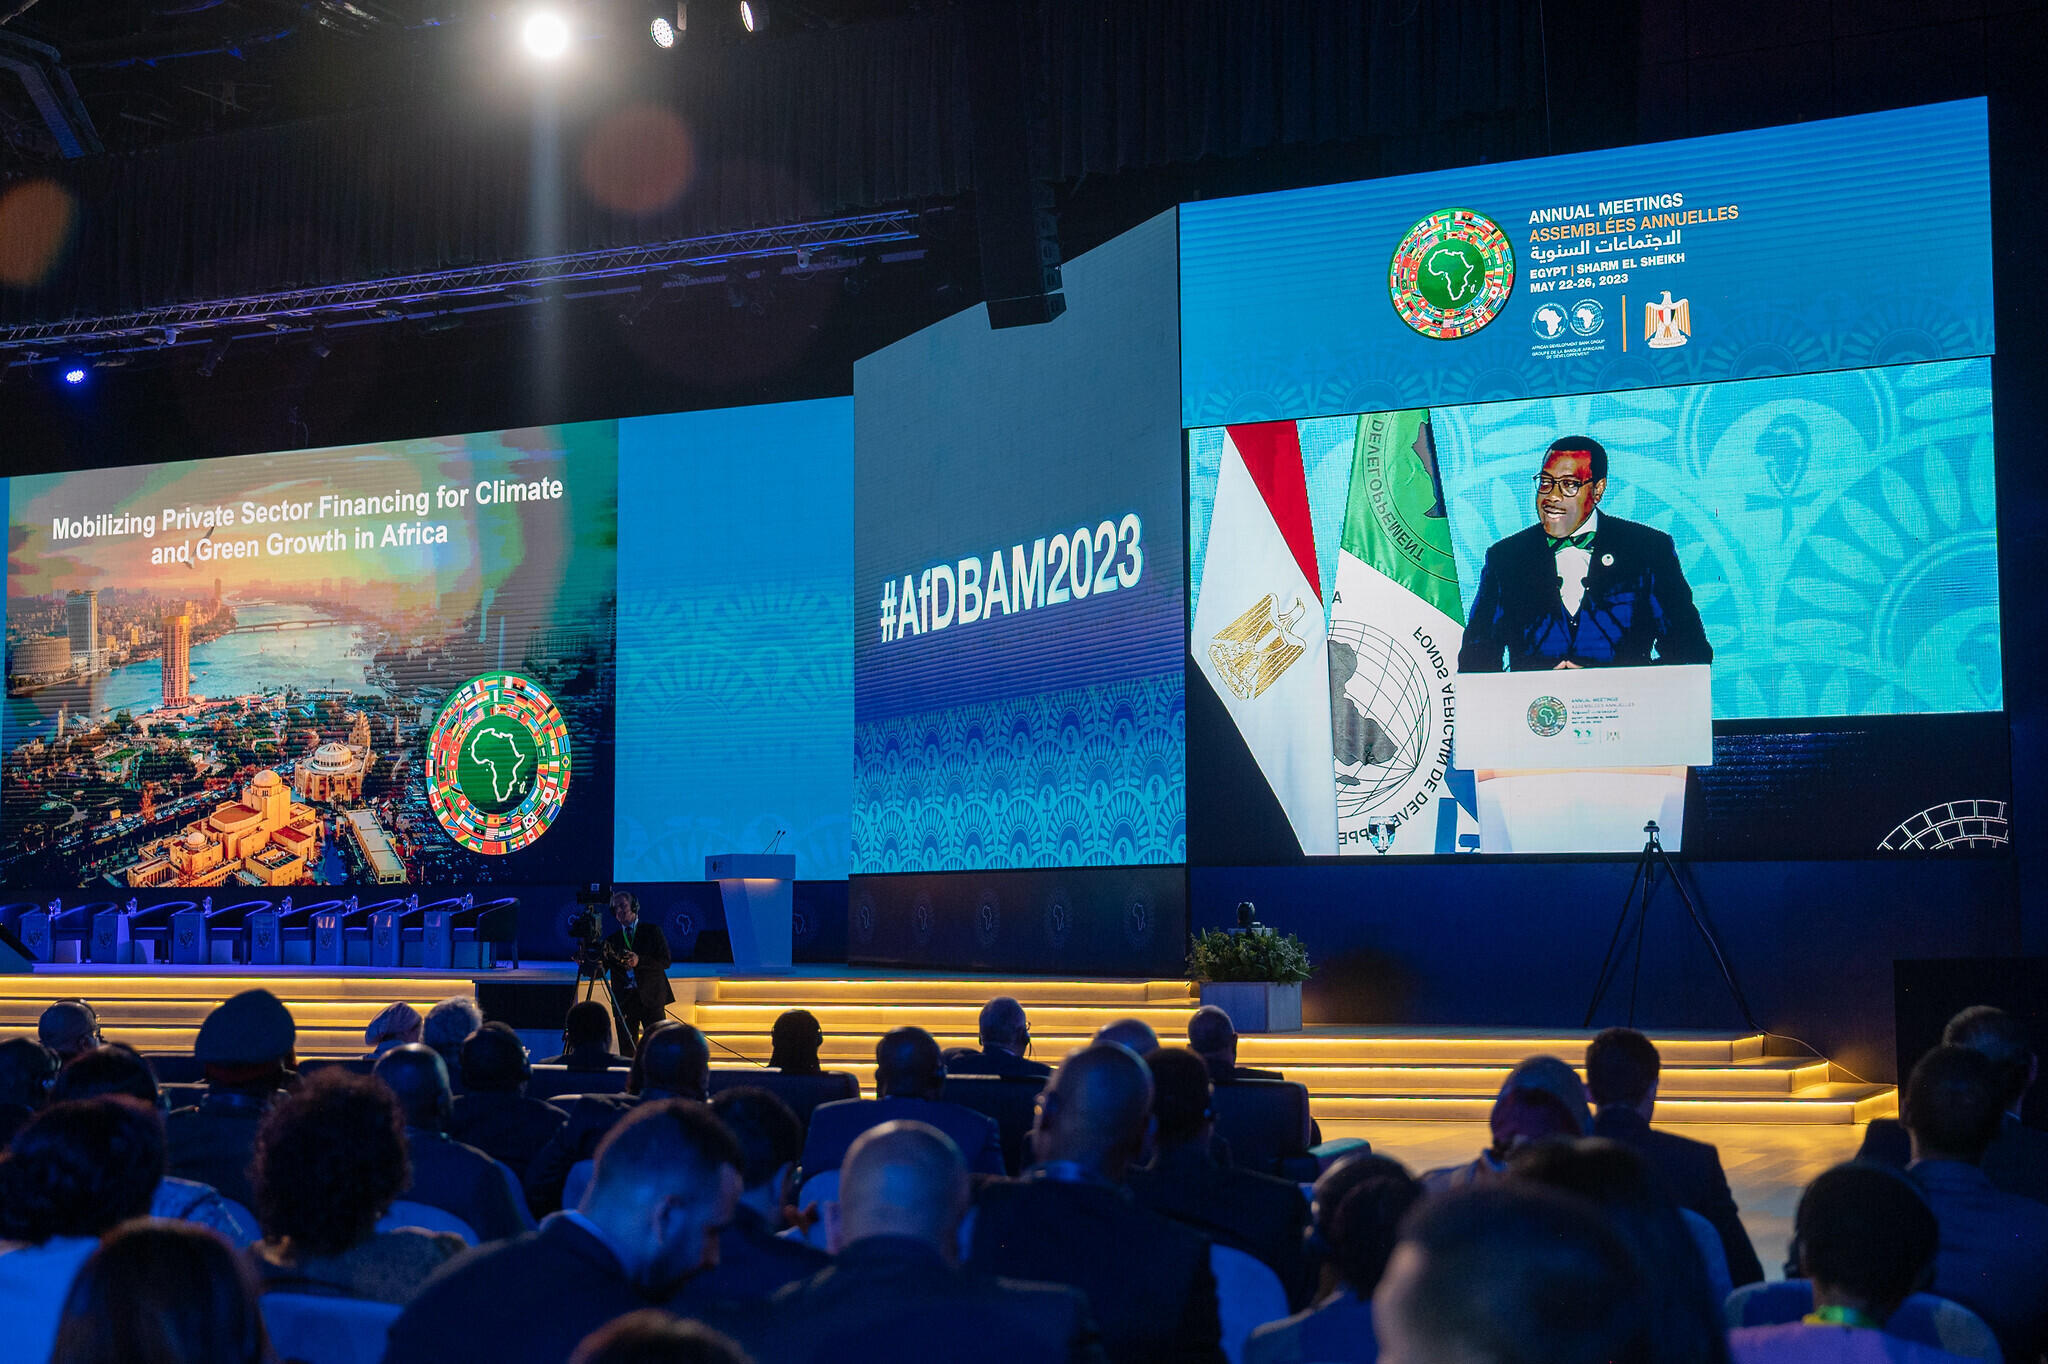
[940,1074,1045,1174]
[171,897,266,964]
[1213,1243,1290,1364]
[527,1065,632,1102]
[125,899,197,964]
[1211,1079,1317,1179]
[298,1059,375,1077]
[707,1068,861,1128]
[562,1160,595,1211]
[1724,1281,2000,1361]
[22,899,115,963]
[378,1200,478,1245]
[315,897,399,966]
[261,1293,403,1364]
[370,897,435,968]
[146,1054,205,1084]
[450,896,521,969]
[250,897,337,965]
[0,902,38,954]
[162,1082,206,1111]
[90,900,138,962]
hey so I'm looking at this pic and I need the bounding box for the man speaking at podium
[1457,436,1711,672]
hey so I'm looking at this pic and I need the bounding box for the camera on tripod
[567,884,615,980]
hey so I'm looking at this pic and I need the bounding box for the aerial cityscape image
[2,424,617,891]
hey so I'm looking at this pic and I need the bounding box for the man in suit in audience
[969,1043,1225,1363]
[1586,1027,1764,1286]
[1901,1045,2048,1364]
[1859,1005,2048,1207]
[1247,1155,1421,1364]
[374,1043,532,1240]
[606,891,675,1056]
[543,1001,631,1072]
[1091,1020,1160,1055]
[448,1022,568,1187]
[1127,1048,1312,1308]
[385,1100,743,1364]
[945,997,1053,1080]
[36,998,102,1063]
[670,1086,829,1310]
[727,1120,1105,1363]
[802,1027,1004,1178]
[527,1022,712,1214]
[164,988,297,1210]
[1187,1007,1282,1084]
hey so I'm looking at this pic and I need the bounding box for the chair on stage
[423,896,519,969]
[939,1074,1045,1174]
[21,899,116,963]
[369,895,433,968]
[527,1065,632,1102]
[0,902,39,954]
[169,896,266,964]
[261,1293,403,1364]
[122,899,197,964]
[1724,1280,2000,1361]
[709,1068,862,1130]
[89,898,140,962]
[315,897,398,966]
[1212,1079,1318,1180]
[250,896,332,965]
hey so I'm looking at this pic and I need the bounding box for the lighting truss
[0,210,922,366]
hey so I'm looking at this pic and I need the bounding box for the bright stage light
[61,366,85,385]
[649,15,675,47]
[739,1,765,33]
[521,9,572,60]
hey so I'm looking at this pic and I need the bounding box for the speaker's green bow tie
[1548,530,1594,552]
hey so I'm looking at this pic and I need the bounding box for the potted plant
[1185,902,1312,1033]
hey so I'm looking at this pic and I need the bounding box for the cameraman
[606,891,674,1055]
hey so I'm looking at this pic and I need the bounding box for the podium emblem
[1526,695,1567,737]
[1209,595,1310,701]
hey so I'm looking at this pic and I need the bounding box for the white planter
[1198,981,1303,1033]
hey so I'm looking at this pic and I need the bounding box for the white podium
[1453,665,1712,853]
[706,854,796,970]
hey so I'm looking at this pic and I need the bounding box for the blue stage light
[62,366,86,385]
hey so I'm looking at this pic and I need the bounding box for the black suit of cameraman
[604,895,674,1054]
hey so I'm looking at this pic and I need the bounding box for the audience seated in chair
[545,1000,632,1071]
[50,1043,259,1245]
[1091,1019,1160,1056]
[968,1043,1225,1364]
[50,1218,272,1364]
[385,1099,743,1364]
[572,1310,756,1364]
[1246,1153,1420,1364]
[731,1119,1104,1364]
[1733,1161,1975,1364]
[944,997,1052,1081]
[1127,1047,1311,1308]
[246,1067,466,1304]
[38,999,103,1064]
[1188,1007,1282,1085]
[0,1035,59,1146]
[449,1022,568,1185]
[669,1086,827,1312]
[165,988,298,1210]
[1421,1083,1582,1193]
[528,1022,713,1214]
[362,1002,424,1062]
[801,1027,1004,1179]
[1859,1005,2048,1207]
[1587,1028,1765,1287]
[423,995,484,1095]
[769,1010,826,1076]
[373,1043,533,1241]
[0,1096,165,1364]
[1899,1044,2048,1364]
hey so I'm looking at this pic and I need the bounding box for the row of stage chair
[0,895,520,969]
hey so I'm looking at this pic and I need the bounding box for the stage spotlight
[739,1,765,34]
[61,365,85,385]
[521,9,572,60]
[649,14,675,47]
[197,339,228,378]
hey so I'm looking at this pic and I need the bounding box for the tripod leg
[1627,853,1658,1029]
[1655,845,1761,1033]
[1584,849,1652,1028]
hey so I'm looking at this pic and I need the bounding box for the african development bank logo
[1526,696,1566,737]
[1389,209,1516,339]
[425,671,572,855]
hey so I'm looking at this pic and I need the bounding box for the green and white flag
[1326,409,1466,855]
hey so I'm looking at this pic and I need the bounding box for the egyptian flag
[1193,423,1337,856]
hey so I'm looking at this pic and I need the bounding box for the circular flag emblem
[1526,695,1567,738]
[1389,208,1516,339]
[424,670,572,855]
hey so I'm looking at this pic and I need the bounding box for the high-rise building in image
[162,609,192,706]
[65,589,99,672]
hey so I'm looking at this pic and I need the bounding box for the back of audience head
[1327,1165,1423,1301]
[38,999,102,1063]
[0,1035,59,1110]
[1942,1005,2035,1117]
[51,1220,270,1364]
[423,995,483,1061]
[1312,1151,1415,1253]
[1187,1005,1238,1063]
[0,1096,165,1244]
[874,1026,945,1100]
[1146,1046,1215,1152]
[460,1021,531,1095]
[364,1001,423,1058]
[1375,1183,1649,1364]
[1489,1086,1583,1161]
[768,1009,823,1075]
[195,988,296,1092]
[837,1119,969,1256]
[1501,1055,1593,1135]
[1796,1162,1939,1321]
[637,1022,711,1101]
[1586,1028,1660,1115]
[583,1099,743,1295]
[50,1043,161,1109]
[372,1043,454,1130]
[251,1067,409,1256]
[709,1086,803,1211]
[1904,1044,2004,1163]
[1032,1042,1154,1178]
[571,1310,754,1364]
[979,996,1030,1056]
[565,1000,616,1055]
[1090,1018,1159,1055]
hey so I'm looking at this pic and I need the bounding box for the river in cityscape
[4,602,379,747]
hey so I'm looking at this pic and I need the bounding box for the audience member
[1421,1084,1583,1192]
[450,1021,569,1180]
[528,1022,713,1213]
[969,1043,1225,1364]
[1732,1162,1964,1364]
[373,1043,532,1240]
[768,1010,825,1076]
[0,1035,58,1145]
[1302,1152,1414,1306]
[363,1001,424,1059]
[1499,1055,1593,1134]
[1246,1156,1421,1364]
[1187,1006,1282,1084]
[670,1087,827,1311]
[165,988,297,1209]
[1586,1027,1764,1286]
[0,1097,166,1364]
[547,1000,631,1070]
[1091,1019,1159,1055]
[944,997,1052,1080]
[607,890,676,1056]
[1508,1139,1730,1364]
[423,995,484,1093]
[1900,1044,2048,1364]
[734,1120,1103,1363]
[572,1310,755,1364]
[1126,1047,1310,1306]
[1373,1183,1649,1364]
[385,1099,743,1364]
[801,1027,1003,1178]
[246,1067,464,1303]
[50,1043,259,1244]
[38,999,102,1063]
[1860,1006,2048,1206]
[50,1219,271,1364]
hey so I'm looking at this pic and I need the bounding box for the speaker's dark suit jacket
[606,919,675,1011]
[969,1172,1225,1364]
[1858,1113,2048,1207]
[524,1091,641,1214]
[801,1095,1005,1178]
[943,1046,1053,1080]
[1126,1143,1313,1309]
[1592,1106,1762,1286]
[1457,515,1712,672]
[725,1235,1106,1364]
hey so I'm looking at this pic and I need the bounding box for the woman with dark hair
[246,1068,464,1304]
[0,1096,167,1364]
[51,1220,273,1364]
[768,1010,824,1076]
